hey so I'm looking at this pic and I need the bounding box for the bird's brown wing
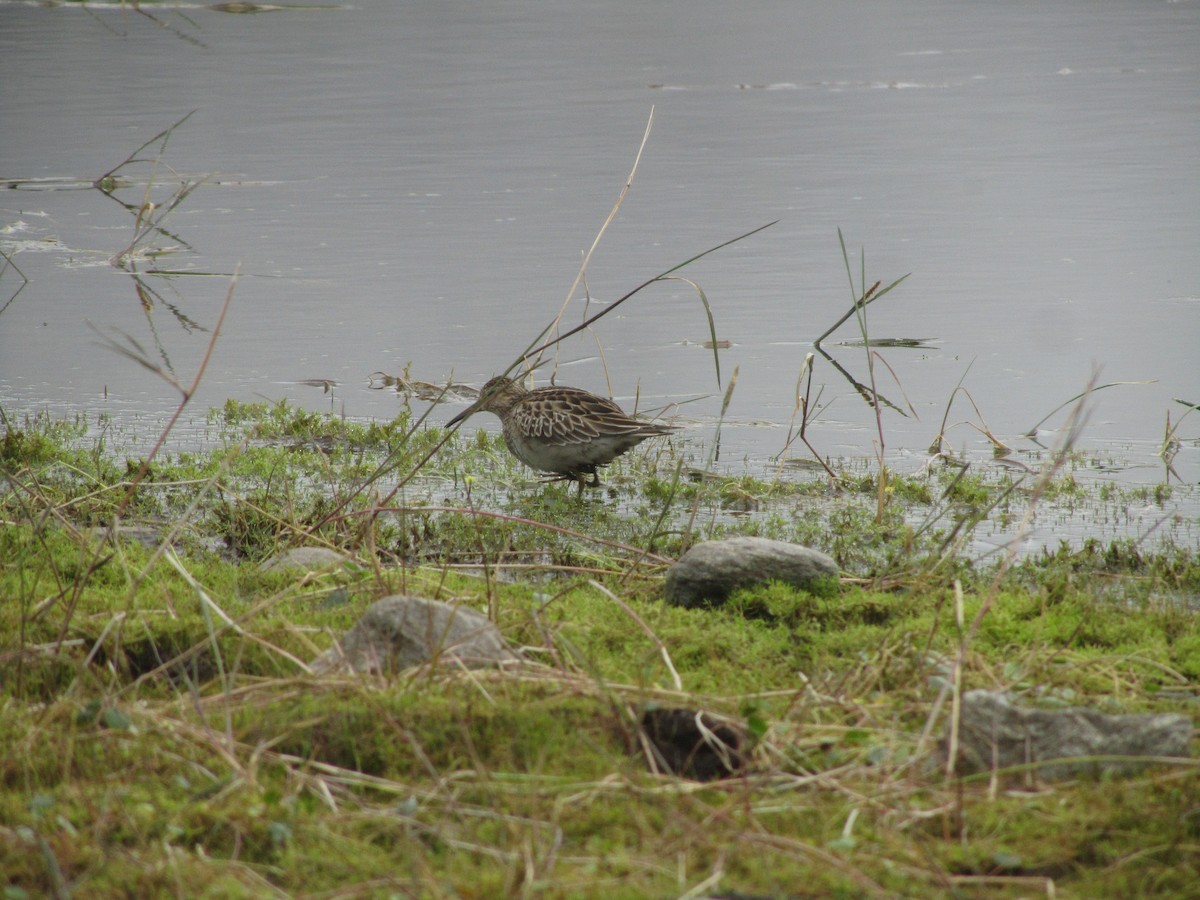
[514,388,667,446]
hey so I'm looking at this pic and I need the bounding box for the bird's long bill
[446,402,480,429]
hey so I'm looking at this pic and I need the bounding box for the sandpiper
[447,375,678,488]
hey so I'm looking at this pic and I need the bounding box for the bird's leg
[568,471,599,496]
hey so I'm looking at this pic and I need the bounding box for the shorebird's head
[446,376,528,426]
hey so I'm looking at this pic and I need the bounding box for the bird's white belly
[504,429,622,473]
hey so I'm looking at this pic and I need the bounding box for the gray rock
[107,524,165,548]
[947,689,1193,779]
[664,537,838,609]
[312,595,519,675]
[259,547,350,572]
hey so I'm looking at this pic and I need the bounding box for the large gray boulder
[947,689,1193,779]
[664,537,839,609]
[312,595,519,675]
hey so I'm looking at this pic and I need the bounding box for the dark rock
[312,595,519,675]
[640,707,747,781]
[946,689,1193,779]
[664,537,838,609]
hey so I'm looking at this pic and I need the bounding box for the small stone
[115,525,166,547]
[312,595,519,675]
[664,537,838,609]
[259,547,349,572]
[946,689,1193,779]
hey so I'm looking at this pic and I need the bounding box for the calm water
[2,0,1198,548]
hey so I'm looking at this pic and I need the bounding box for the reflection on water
[1,0,1197,550]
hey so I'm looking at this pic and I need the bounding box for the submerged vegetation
[2,398,1198,898]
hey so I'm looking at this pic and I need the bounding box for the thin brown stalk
[945,371,1099,778]
[778,352,833,478]
[588,580,682,691]
[534,106,657,377]
[516,221,778,384]
[92,267,238,524]
[1023,379,1154,438]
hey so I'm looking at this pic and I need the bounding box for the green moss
[2,401,1197,897]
